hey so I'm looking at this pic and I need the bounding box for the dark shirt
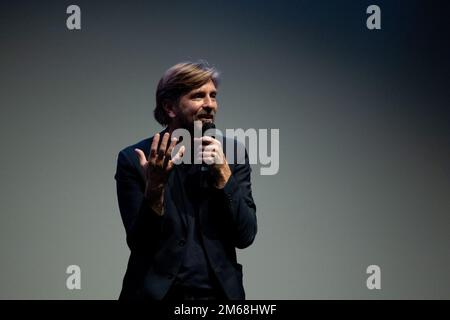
[172,164,218,290]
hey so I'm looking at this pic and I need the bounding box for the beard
[176,116,195,135]
[172,107,216,139]
[176,115,213,135]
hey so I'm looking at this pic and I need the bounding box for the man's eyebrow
[190,89,217,95]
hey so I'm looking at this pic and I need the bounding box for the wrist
[145,184,165,216]
[214,165,232,189]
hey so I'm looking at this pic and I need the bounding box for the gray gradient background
[0,0,449,299]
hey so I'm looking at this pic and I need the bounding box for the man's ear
[163,102,177,119]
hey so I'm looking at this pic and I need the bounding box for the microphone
[201,122,216,172]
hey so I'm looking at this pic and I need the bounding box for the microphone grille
[202,122,216,135]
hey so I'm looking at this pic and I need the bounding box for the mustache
[194,111,215,119]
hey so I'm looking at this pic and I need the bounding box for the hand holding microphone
[195,121,231,189]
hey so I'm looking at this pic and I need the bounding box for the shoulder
[116,137,153,170]
[114,137,154,181]
[221,135,246,151]
[119,137,152,158]
[118,128,169,161]
[221,135,249,169]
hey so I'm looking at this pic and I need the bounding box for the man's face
[169,79,218,131]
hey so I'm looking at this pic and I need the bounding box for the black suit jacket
[114,131,257,300]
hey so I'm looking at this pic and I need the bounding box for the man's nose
[202,96,217,112]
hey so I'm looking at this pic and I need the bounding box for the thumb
[168,145,185,170]
[134,148,147,167]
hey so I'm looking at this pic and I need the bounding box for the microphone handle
[200,122,216,184]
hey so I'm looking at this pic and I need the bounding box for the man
[114,61,257,300]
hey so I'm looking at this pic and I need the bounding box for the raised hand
[134,132,185,215]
